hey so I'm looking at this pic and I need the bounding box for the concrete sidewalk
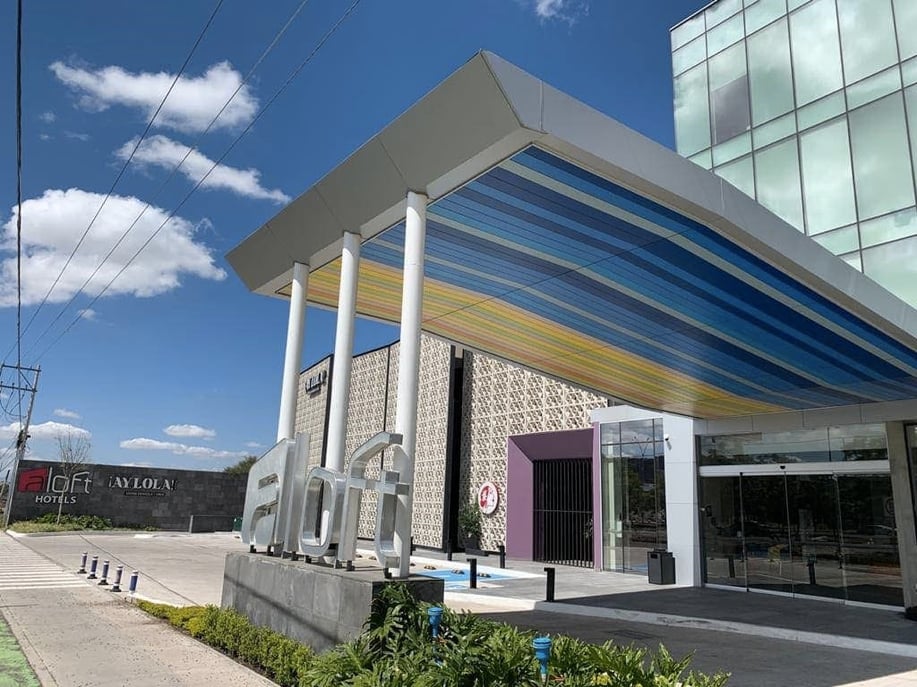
[0,533,275,686]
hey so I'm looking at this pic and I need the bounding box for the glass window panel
[620,419,655,444]
[828,424,887,461]
[862,235,917,302]
[707,13,745,56]
[707,0,743,28]
[861,207,917,248]
[800,118,857,233]
[748,18,794,125]
[709,43,751,143]
[787,0,810,8]
[790,0,844,106]
[713,131,752,165]
[903,86,917,186]
[689,149,713,170]
[755,138,804,229]
[812,224,859,254]
[902,57,917,88]
[849,93,915,220]
[672,13,705,50]
[894,0,917,60]
[674,64,711,156]
[797,91,846,131]
[753,112,795,147]
[601,422,620,445]
[715,155,755,197]
[846,66,902,110]
[745,0,786,34]
[840,251,862,270]
[673,35,707,76]
[699,429,832,464]
[837,0,898,84]
[700,476,746,588]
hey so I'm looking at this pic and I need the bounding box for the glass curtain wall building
[672,0,917,306]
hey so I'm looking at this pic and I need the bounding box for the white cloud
[244,441,263,449]
[118,461,153,468]
[0,420,90,441]
[0,188,225,307]
[53,408,81,420]
[527,0,588,21]
[40,111,56,123]
[39,133,51,141]
[50,60,257,133]
[64,131,90,142]
[78,308,97,320]
[117,135,290,203]
[120,437,243,460]
[163,424,215,439]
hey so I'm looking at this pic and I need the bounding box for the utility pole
[0,364,39,527]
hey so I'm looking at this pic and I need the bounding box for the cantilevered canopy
[227,52,917,419]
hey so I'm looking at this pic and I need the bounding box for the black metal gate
[533,458,594,567]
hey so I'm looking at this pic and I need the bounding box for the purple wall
[505,428,594,560]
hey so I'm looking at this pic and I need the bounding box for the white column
[325,231,361,473]
[276,262,308,443]
[394,191,427,577]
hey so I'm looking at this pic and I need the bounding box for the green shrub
[136,585,729,687]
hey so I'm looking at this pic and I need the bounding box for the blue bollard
[77,552,87,574]
[128,570,139,594]
[533,636,552,683]
[469,558,477,589]
[98,560,110,586]
[111,565,123,593]
[87,555,98,580]
[427,606,443,639]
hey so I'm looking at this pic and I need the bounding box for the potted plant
[458,503,483,552]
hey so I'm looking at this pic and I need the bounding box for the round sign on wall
[478,481,500,515]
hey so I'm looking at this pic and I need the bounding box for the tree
[55,431,91,524]
[224,455,258,475]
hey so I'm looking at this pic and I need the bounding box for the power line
[31,0,364,363]
[1,0,226,365]
[22,0,313,359]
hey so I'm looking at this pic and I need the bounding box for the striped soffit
[294,146,917,418]
[230,52,917,420]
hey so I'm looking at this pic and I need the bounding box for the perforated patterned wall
[459,352,608,550]
[295,337,452,549]
[294,356,331,469]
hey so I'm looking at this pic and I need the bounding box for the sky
[0,0,706,474]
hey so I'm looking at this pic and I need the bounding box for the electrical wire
[1,0,226,366]
[22,0,313,359]
[31,0,364,364]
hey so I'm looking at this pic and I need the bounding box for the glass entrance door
[700,471,902,606]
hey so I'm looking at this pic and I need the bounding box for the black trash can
[647,549,676,585]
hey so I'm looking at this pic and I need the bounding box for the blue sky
[0,0,705,472]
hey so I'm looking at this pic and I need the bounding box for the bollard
[345,560,354,572]
[727,555,736,578]
[427,606,443,639]
[249,545,256,554]
[469,558,478,589]
[383,567,392,580]
[87,555,99,580]
[544,566,555,602]
[98,560,110,586]
[498,544,506,569]
[77,552,88,574]
[807,555,817,585]
[533,636,552,682]
[128,570,139,594]
[111,565,124,592]
[446,540,453,562]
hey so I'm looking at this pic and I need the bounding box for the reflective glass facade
[672,0,917,305]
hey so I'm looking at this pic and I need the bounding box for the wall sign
[17,465,92,505]
[108,475,176,498]
[478,481,500,515]
[305,370,328,394]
